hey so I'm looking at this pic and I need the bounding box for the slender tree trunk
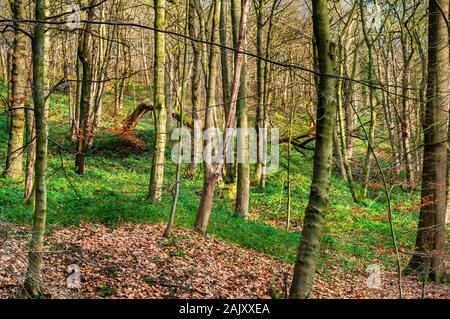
[234,0,249,218]
[400,33,415,193]
[380,46,401,174]
[149,0,168,202]
[235,59,249,218]
[91,5,107,140]
[6,48,12,134]
[333,126,346,179]
[73,50,82,140]
[194,0,221,234]
[360,1,377,199]
[344,46,358,161]
[141,32,151,86]
[75,0,96,175]
[195,0,250,234]
[255,0,264,185]
[338,83,358,203]
[165,56,174,132]
[0,45,7,81]
[187,0,202,177]
[290,0,337,299]
[405,0,449,282]
[286,100,296,231]
[336,9,358,202]
[4,0,28,180]
[259,0,278,189]
[165,0,190,238]
[24,0,47,297]
[62,33,76,141]
[220,0,234,184]
[24,99,36,204]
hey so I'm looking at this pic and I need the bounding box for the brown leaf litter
[0,222,448,299]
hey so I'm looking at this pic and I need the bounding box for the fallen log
[122,99,193,133]
[279,128,316,153]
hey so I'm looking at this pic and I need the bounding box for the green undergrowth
[1,90,446,275]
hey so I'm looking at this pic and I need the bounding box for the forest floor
[1,221,449,299]
[1,91,449,299]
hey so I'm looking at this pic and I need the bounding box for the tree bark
[4,0,28,180]
[234,0,249,218]
[405,0,449,282]
[75,0,96,175]
[360,1,377,199]
[290,0,337,299]
[187,0,202,178]
[195,0,250,234]
[149,0,168,202]
[24,0,47,297]
[255,0,264,185]
[24,99,36,204]
[259,0,278,189]
[194,0,221,234]
[220,0,234,184]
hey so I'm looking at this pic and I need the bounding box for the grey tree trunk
[220,0,233,184]
[187,0,202,178]
[360,1,377,199]
[149,0,168,202]
[4,0,28,180]
[194,0,221,234]
[24,99,36,204]
[24,0,47,297]
[255,0,264,185]
[165,0,190,238]
[259,0,278,189]
[290,0,337,299]
[75,0,96,175]
[234,0,249,218]
[195,0,250,234]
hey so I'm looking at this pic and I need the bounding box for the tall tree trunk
[286,99,296,231]
[24,99,36,204]
[405,0,449,282]
[5,47,13,134]
[165,0,190,238]
[255,0,264,185]
[187,0,202,177]
[220,0,233,184]
[4,0,28,180]
[165,55,174,132]
[24,0,47,297]
[91,4,108,141]
[234,0,249,218]
[290,0,337,299]
[75,0,96,175]
[400,31,415,193]
[73,50,82,140]
[194,0,250,234]
[259,0,278,189]
[194,0,221,234]
[380,46,401,174]
[235,58,249,218]
[360,1,377,199]
[149,0,168,202]
[333,126,346,180]
[337,5,358,202]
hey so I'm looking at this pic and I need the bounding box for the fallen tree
[122,99,193,133]
[280,128,316,153]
